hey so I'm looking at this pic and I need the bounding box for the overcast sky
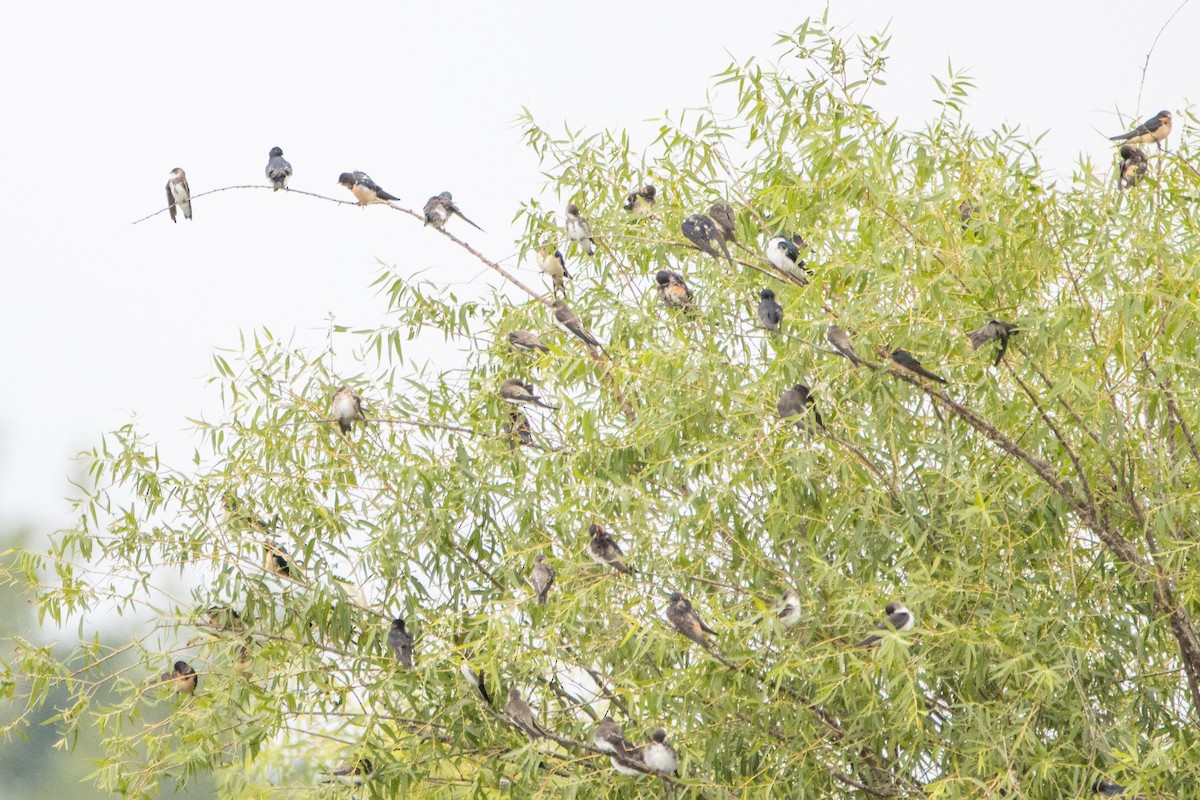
[0,1,1193,536]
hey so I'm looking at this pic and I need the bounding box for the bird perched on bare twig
[423,191,484,231]
[1109,109,1171,151]
[505,688,546,739]
[265,147,292,191]
[338,171,400,205]
[882,346,948,384]
[966,320,1018,366]
[166,168,192,222]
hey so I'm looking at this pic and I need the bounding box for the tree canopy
[4,17,1200,799]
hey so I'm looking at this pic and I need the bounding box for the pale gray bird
[855,601,915,648]
[388,618,413,668]
[265,147,292,191]
[1117,145,1148,189]
[331,385,364,434]
[499,378,558,410]
[505,688,545,739]
[655,269,693,310]
[826,324,865,367]
[757,288,783,332]
[536,246,570,292]
[1109,110,1171,151]
[777,384,824,430]
[681,214,732,263]
[966,320,1018,366]
[529,553,555,605]
[551,299,603,349]
[166,168,192,222]
[588,523,633,575]
[423,191,484,231]
[708,200,739,247]
[508,330,550,354]
[566,204,596,255]
[644,729,678,774]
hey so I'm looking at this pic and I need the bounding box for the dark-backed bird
[708,200,743,250]
[338,171,400,205]
[777,384,824,430]
[265,541,291,577]
[681,214,732,263]
[423,191,483,231]
[757,289,783,332]
[776,590,802,628]
[966,320,1018,366]
[666,592,719,653]
[1109,110,1171,150]
[623,184,657,213]
[655,269,693,310]
[322,759,373,785]
[856,602,914,648]
[160,660,198,695]
[499,378,558,410]
[827,324,865,367]
[388,618,413,668]
[461,657,490,704]
[166,168,192,222]
[508,329,550,354]
[503,407,533,450]
[595,716,645,775]
[505,688,545,739]
[644,729,679,774]
[529,553,555,605]
[535,246,570,293]
[765,234,811,282]
[1093,780,1126,796]
[551,299,603,349]
[1117,145,1148,189]
[332,385,364,434]
[265,147,292,191]
[885,347,948,384]
[588,523,633,575]
[566,204,596,255]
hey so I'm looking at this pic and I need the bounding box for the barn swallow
[595,716,646,775]
[529,553,555,605]
[588,523,633,574]
[338,171,400,205]
[160,659,198,695]
[388,618,413,668]
[1093,780,1126,796]
[503,407,533,450]
[499,377,558,410]
[757,289,783,332]
[708,200,746,252]
[505,688,545,739]
[265,541,291,577]
[321,759,374,784]
[536,246,570,293]
[1117,145,1148,189]
[666,592,719,654]
[265,147,292,191]
[508,329,550,354]
[1109,110,1172,150]
[884,347,948,384]
[623,184,657,213]
[966,320,1018,366]
[826,324,865,367]
[644,728,679,774]
[423,191,484,231]
[777,384,824,430]
[765,235,812,282]
[655,270,693,310]
[461,657,491,704]
[681,214,732,263]
[855,601,914,648]
[551,299,603,349]
[332,384,364,434]
[566,204,596,255]
[166,168,192,222]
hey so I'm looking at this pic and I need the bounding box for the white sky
[0,1,1193,536]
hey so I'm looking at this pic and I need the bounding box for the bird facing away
[338,171,400,204]
[855,601,915,648]
[708,200,739,245]
[551,299,603,349]
[505,688,545,739]
[623,183,657,213]
[529,553,555,605]
[331,385,364,434]
[565,204,596,255]
[499,377,558,410]
[460,658,490,704]
[655,270,694,310]
[885,347,948,384]
[681,213,733,263]
[161,659,198,695]
[388,618,413,668]
[535,246,570,292]
[322,759,374,785]
[966,320,1019,366]
[508,329,550,354]
[765,234,811,282]
[1117,145,1148,189]
[503,407,533,450]
[265,147,292,191]
[265,541,291,577]
[777,384,824,430]
[826,324,865,367]
[166,168,192,222]
[644,729,679,774]
[423,191,484,231]
[757,288,783,332]
[666,592,719,653]
[1109,110,1172,150]
[588,523,633,574]
[1093,780,1126,796]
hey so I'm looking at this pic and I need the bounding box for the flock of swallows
[154,110,1173,786]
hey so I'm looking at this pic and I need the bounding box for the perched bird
[535,246,571,293]
[160,660,198,695]
[708,200,746,252]
[508,329,550,354]
[757,288,783,332]
[529,553,555,605]
[499,377,558,410]
[388,618,413,668]
[166,168,192,222]
[265,541,291,577]
[595,716,645,775]
[681,214,732,263]
[885,347,948,384]
[966,320,1018,366]
[765,234,811,282]
[551,299,603,349]
[321,759,374,785]
[588,523,633,575]
[204,605,243,631]
[958,200,977,230]
[666,592,719,654]
[1109,110,1172,150]
[856,601,915,648]
[265,147,292,191]
[423,191,483,231]
[623,184,657,213]
[505,688,545,739]
[565,204,596,255]
[331,384,364,434]
[461,657,490,704]
[776,589,802,628]
[826,324,865,367]
[1093,780,1126,796]
[777,384,824,430]
[338,171,400,205]
[655,269,693,310]
[503,407,533,450]
[1117,145,1148,189]
[644,729,679,774]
